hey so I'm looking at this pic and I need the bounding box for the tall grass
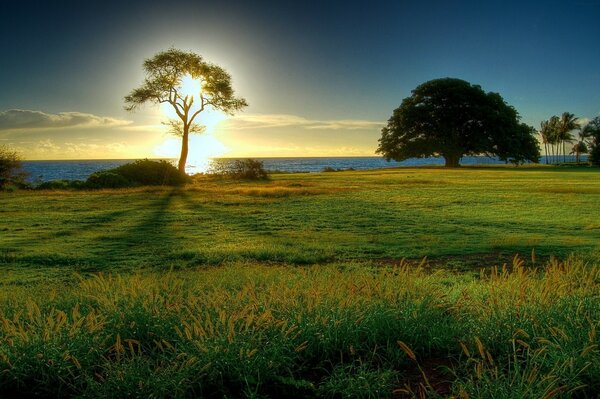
[0,257,598,398]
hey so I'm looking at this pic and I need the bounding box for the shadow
[85,188,181,270]
[2,208,139,250]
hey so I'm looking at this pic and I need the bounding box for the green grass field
[1,166,599,398]
[1,166,599,279]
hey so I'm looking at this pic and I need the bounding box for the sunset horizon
[2,1,599,162]
[2,2,600,397]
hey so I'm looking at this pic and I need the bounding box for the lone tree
[125,48,247,172]
[377,78,540,167]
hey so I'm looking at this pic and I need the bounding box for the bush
[36,180,87,190]
[322,166,355,172]
[112,159,190,186]
[0,145,28,190]
[230,159,268,179]
[590,144,600,166]
[84,159,190,188]
[86,172,131,189]
[209,159,269,180]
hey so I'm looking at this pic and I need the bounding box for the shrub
[86,172,131,189]
[113,159,190,186]
[234,159,268,179]
[84,159,190,188]
[36,179,87,190]
[322,166,355,172]
[589,144,600,166]
[0,145,28,190]
[212,159,268,180]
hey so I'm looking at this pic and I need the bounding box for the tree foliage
[538,113,583,164]
[585,117,600,166]
[125,48,247,172]
[0,145,27,189]
[377,78,540,167]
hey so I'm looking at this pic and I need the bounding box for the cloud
[578,117,590,126]
[225,113,384,131]
[8,139,133,159]
[0,109,131,131]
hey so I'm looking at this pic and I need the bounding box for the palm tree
[546,116,560,164]
[571,122,598,164]
[556,112,580,163]
[539,120,552,164]
[570,142,588,164]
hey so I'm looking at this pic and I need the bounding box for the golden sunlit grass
[0,257,598,398]
[189,179,352,197]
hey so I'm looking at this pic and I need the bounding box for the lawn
[0,166,599,398]
[1,166,599,280]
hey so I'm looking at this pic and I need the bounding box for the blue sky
[1,0,599,159]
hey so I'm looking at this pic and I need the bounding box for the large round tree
[377,78,540,167]
[125,48,247,172]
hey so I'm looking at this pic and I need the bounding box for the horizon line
[22,155,385,162]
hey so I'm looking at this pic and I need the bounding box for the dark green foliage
[0,145,27,190]
[377,78,540,167]
[499,123,542,165]
[211,158,269,180]
[86,171,131,188]
[86,159,190,188]
[586,117,600,166]
[322,166,355,172]
[112,159,190,186]
[36,180,87,190]
[230,159,268,180]
[590,143,600,166]
[35,160,192,189]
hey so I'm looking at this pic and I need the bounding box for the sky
[0,0,599,160]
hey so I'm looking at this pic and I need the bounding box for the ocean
[21,156,580,182]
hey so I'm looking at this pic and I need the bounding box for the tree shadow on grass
[2,208,140,251]
[85,188,181,271]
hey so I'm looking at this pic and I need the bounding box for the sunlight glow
[179,74,202,99]
[153,134,228,174]
[159,105,227,134]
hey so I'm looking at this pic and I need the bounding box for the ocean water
[21,156,580,182]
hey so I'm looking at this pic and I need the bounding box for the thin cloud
[577,117,590,127]
[226,113,383,130]
[8,139,131,159]
[0,109,131,131]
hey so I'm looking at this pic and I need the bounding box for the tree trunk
[563,141,566,163]
[178,127,189,173]
[544,142,548,164]
[443,154,461,167]
[576,150,580,164]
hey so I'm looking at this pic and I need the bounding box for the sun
[154,74,230,173]
[178,74,202,99]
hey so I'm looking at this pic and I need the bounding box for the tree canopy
[125,48,247,172]
[377,78,540,167]
[584,117,600,166]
